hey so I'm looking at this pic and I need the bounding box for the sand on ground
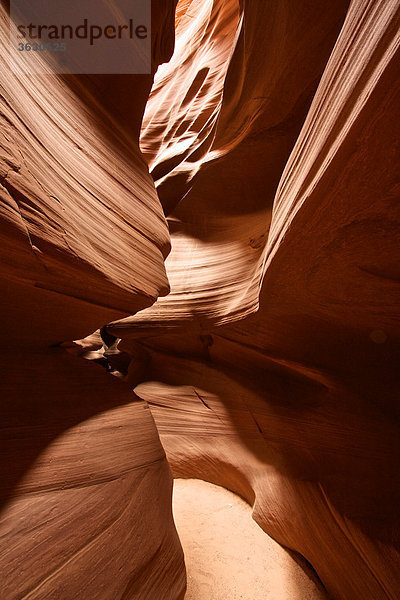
[173,479,328,600]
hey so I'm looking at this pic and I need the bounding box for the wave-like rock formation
[0,2,185,599]
[1,0,399,598]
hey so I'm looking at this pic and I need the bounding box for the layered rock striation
[110,1,400,598]
[1,0,399,599]
[0,2,185,599]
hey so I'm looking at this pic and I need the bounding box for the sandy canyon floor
[173,479,329,600]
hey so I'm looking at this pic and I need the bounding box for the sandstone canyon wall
[0,2,186,599]
[1,0,400,599]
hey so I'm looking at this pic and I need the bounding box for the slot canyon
[1,0,399,598]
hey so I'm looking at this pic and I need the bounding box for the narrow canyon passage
[173,479,328,600]
[1,0,400,599]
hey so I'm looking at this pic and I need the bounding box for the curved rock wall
[0,3,185,599]
[110,1,400,598]
[108,0,350,336]
[1,0,399,599]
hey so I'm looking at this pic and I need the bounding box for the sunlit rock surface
[0,3,185,599]
[1,0,400,599]
[108,0,350,334]
[114,1,400,599]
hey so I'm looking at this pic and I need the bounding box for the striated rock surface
[108,1,400,599]
[1,0,400,599]
[108,0,350,335]
[0,6,172,343]
[0,3,185,599]
[0,352,185,600]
